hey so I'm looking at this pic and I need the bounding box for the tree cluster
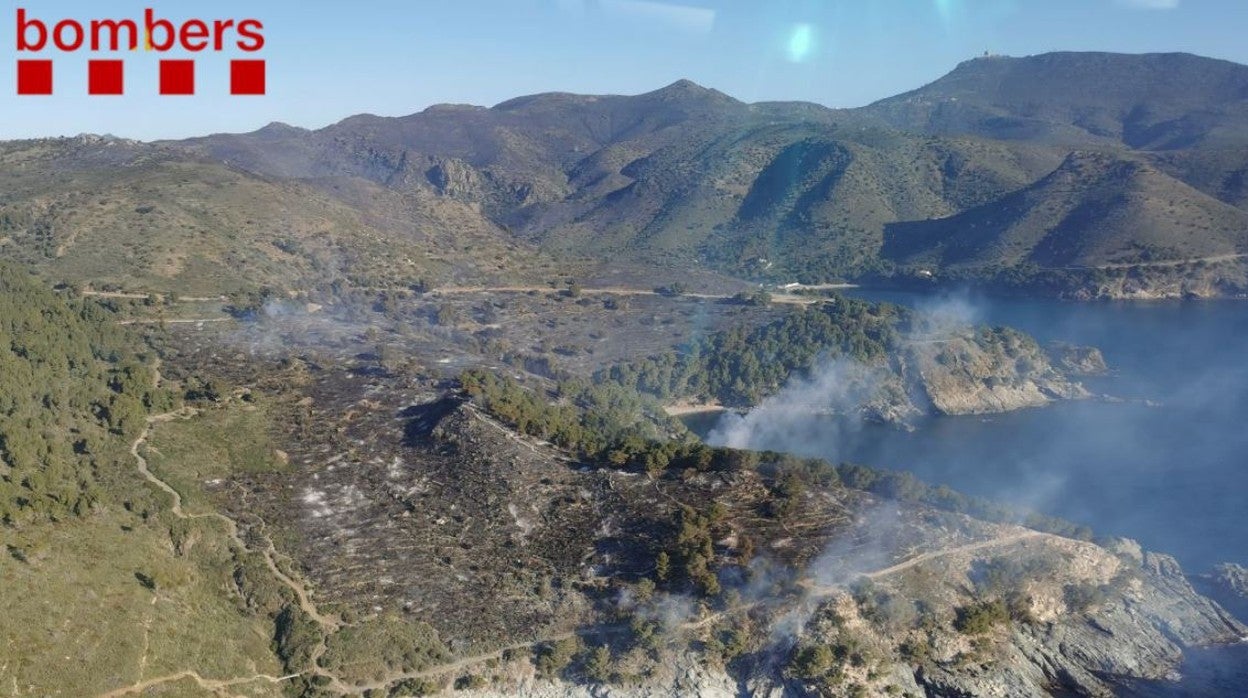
[0,263,164,524]
[603,296,903,407]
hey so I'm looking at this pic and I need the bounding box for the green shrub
[583,645,613,683]
[535,637,581,680]
[789,644,839,680]
[954,600,1010,635]
[1064,582,1112,613]
[453,675,487,691]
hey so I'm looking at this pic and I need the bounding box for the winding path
[345,633,578,694]
[102,359,1059,696]
[82,290,226,303]
[109,360,577,696]
[100,361,343,697]
[118,318,231,326]
[428,284,819,306]
[1047,253,1248,273]
[795,530,1050,599]
[97,670,301,698]
[863,530,1045,580]
[1090,253,1248,270]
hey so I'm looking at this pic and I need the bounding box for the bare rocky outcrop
[901,327,1091,417]
[452,532,1245,698]
[1050,342,1109,376]
[1208,563,1248,599]
[1195,563,1248,622]
[1062,258,1248,300]
[426,157,484,198]
[785,328,1099,427]
[912,550,1243,698]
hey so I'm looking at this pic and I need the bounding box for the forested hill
[603,296,904,407]
[0,264,167,523]
[603,295,1087,421]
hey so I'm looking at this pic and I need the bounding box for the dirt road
[428,285,820,306]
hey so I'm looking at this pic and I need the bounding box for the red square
[230,60,265,95]
[17,60,52,96]
[88,60,124,96]
[159,60,195,95]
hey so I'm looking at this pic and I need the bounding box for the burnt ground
[146,292,984,658]
[140,283,784,380]
[164,348,860,650]
[386,286,785,377]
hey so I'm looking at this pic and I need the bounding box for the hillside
[7,292,1231,697]
[0,136,551,295]
[169,81,1062,282]
[2,233,1243,696]
[863,51,1248,150]
[2,53,1247,297]
[883,150,1248,270]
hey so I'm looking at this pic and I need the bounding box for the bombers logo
[15,8,266,96]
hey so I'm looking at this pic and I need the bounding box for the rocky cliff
[848,326,1097,425]
[457,535,1244,698]
[1196,563,1248,623]
[902,326,1091,417]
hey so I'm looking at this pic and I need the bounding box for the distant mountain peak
[420,103,489,115]
[255,121,307,135]
[661,78,706,92]
[644,79,739,104]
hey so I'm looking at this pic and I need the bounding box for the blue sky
[4,0,1247,140]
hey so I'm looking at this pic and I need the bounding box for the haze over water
[703,290,1248,573]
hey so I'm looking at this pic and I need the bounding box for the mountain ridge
[862,51,1248,149]
[7,51,1248,298]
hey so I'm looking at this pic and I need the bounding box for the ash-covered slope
[149,330,1243,698]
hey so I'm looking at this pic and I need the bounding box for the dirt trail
[864,530,1045,579]
[1097,253,1247,270]
[97,670,301,697]
[428,285,819,306]
[83,290,226,303]
[1053,253,1248,271]
[100,360,344,697]
[345,632,578,693]
[118,318,231,326]
[794,530,1049,599]
[685,530,1052,634]
[84,281,822,310]
[134,362,335,628]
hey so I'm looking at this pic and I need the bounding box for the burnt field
[138,280,1091,688]
[142,281,786,381]
[140,291,809,646]
[127,289,1119,697]
[147,338,988,658]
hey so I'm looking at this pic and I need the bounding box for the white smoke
[708,358,885,450]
